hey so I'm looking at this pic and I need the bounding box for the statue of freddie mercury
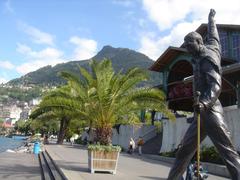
[167,9,240,180]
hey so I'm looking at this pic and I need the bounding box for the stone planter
[88,150,120,174]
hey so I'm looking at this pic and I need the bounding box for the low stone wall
[161,105,240,153]
[112,124,157,150]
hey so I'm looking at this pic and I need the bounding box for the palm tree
[31,59,174,145]
[30,86,81,144]
[60,59,174,145]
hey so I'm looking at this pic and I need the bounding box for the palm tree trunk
[96,125,112,145]
[57,117,70,144]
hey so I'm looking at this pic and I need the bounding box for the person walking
[128,138,135,154]
[137,136,144,155]
[70,136,74,146]
[167,9,240,180]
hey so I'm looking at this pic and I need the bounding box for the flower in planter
[88,143,121,152]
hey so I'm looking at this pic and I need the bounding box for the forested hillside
[8,46,161,87]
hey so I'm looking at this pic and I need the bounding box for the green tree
[28,116,59,136]
[0,118,4,133]
[15,120,26,134]
[0,118,3,126]
[60,59,174,145]
[31,59,174,145]
[30,86,82,144]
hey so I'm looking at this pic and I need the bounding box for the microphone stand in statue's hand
[193,91,201,179]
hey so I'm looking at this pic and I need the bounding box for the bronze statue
[167,9,240,180]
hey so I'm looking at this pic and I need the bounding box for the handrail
[141,126,157,140]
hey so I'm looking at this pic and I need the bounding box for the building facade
[149,24,240,153]
[150,24,240,112]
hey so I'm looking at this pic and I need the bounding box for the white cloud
[16,43,32,54]
[16,36,98,74]
[70,36,97,60]
[4,0,14,13]
[16,59,65,74]
[17,43,63,60]
[142,0,240,31]
[16,43,65,74]
[139,0,240,59]
[0,60,15,69]
[0,77,8,84]
[139,20,202,60]
[142,0,192,31]
[19,22,55,46]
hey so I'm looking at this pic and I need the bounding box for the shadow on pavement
[139,176,166,180]
[0,163,40,179]
[121,152,172,167]
[50,142,172,167]
[54,159,89,172]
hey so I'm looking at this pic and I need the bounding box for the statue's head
[184,32,203,55]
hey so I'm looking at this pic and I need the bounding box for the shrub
[160,146,224,165]
[200,146,224,165]
[159,151,176,157]
[88,143,121,152]
[74,137,87,145]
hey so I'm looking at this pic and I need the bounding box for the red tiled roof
[2,122,13,128]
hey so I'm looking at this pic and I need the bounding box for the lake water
[0,136,24,153]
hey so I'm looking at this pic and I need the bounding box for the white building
[9,104,22,121]
[29,98,41,106]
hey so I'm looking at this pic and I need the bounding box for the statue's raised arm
[208,9,220,48]
[167,9,240,180]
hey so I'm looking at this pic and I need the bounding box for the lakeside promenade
[0,142,231,180]
[46,144,230,180]
[0,152,41,180]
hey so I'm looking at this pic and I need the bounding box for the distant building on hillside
[9,105,22,120]
[5,118,18,126]
[1,121,13,128]
[0,104,22,122]
[0,105,10,119]
[20,107,31,120]
[29,98,41,106]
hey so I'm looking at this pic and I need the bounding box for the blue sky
[0,0,240,83]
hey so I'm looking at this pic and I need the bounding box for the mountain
[8,46,161,87]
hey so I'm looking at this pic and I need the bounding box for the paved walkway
[0,152,41,180]
[46,144,230,180]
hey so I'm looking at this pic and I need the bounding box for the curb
[45,146,84,180]
[45,150,68,180]
[144,155,230,178]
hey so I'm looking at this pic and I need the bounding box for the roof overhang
[149,46,235,72]
[149,24,240,72]
[149,46,188,72]
[196,23,240,35]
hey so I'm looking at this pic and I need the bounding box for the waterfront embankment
[0,136,24,153]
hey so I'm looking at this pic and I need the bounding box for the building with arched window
[149,24,240,153]
[150,24,240,111]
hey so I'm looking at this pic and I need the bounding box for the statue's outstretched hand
[209,9,216,20]
[193,102,204,113]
